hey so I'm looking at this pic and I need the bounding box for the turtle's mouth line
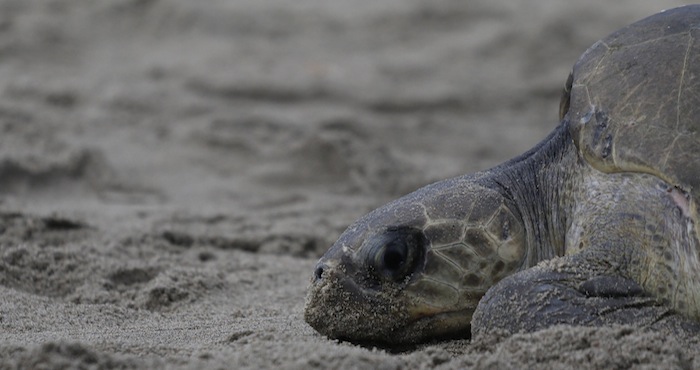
[408,307,470,322]
[337,274,385,301]
[339,274,474,330]
[398,308,474,340]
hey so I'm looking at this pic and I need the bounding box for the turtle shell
[565,5,700,197]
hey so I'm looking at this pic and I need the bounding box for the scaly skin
[565,167,700,321]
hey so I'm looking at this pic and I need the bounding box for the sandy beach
[1,0,699,368]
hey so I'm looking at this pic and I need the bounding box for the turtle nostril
[314,263,326,282]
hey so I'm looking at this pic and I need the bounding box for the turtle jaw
[304,261,475,343]
[400,307,474,341]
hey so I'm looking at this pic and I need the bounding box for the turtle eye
[365,227,426,283]
[380,239,408,273]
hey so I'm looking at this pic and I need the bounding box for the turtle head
[304,176,527,344]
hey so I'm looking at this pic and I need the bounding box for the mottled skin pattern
[305,6,700,344]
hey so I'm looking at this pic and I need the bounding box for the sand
[1,0,699,368]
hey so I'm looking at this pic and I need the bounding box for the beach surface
[1,0,699,368]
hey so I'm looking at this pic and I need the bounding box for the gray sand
[1,0,699,368]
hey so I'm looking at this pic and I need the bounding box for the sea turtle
[304,5,700,344]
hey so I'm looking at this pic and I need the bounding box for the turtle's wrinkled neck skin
[304,120,581,343]
[481,120,578,266]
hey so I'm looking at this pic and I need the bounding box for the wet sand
[1,0,699,368]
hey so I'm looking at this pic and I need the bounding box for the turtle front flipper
[471,252,700,340]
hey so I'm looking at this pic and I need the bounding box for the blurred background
[0,0,694,256]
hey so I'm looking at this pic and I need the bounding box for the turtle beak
[309,255,377,302]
